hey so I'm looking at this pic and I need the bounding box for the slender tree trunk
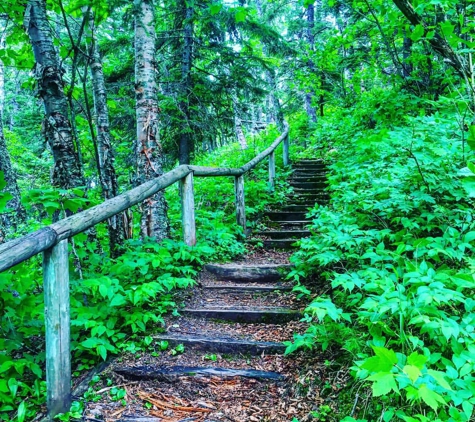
[26,0,85,190]
[135,0,169,240]
[178,1,194,164]
[88,11,125,256]
[305,3,318,123]
[233,100,248,150]
[255,0,285,131]
[0,34,26,231]
[402,36,413,77]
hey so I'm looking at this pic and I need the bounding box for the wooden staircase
[98,160,328,421]
[258,159,328,249]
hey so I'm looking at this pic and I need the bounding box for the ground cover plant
[0,127,290,421]
[286,90,475,422]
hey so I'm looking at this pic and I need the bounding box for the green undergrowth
[286,90,475,421]
[0,127,290,421]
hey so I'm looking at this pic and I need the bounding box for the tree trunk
[305,3,318,123]
[88,11,125,256]
[26,0,85,190]
[255,0,285,131]
[233,100,248,150]
[135,0,169,240]
[0,33,26,232]
[178,1,194,165]
[402,36,413,78]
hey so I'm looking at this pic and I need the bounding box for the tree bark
[233,100,248,150]
[88,11,125,256]
[305,3,318,123]
[26,0,85,190]
[255,0,285,131]
[134,0,169,240]
[178,1,194,165]
[0,32,26,231]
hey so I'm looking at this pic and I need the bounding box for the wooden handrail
[0,123,289,421]
[0,123,289,273]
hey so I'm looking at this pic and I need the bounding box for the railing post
[268,151,275,192]
[180,172,196,246]
[234,175,246,234]
[43,239,71,420]
[283,133,290,166]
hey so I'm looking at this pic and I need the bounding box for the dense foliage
[1,0,475,420]
[286,90,475,421]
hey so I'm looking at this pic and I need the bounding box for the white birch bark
[134,0,169,240]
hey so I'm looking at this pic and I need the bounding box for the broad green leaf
[110,294,126,307]
[427,370,452,390]
[97,345,107,361]
[234,8,247,22]
[368,372,399,397]
[17,401,26,422]
[407,352,428,369]
[209,4,222,15]
[403,365,421,383]
[411,24,425,42]
[418,384,446,411]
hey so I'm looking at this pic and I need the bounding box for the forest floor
[71,160,354,422]
[76,250,351,422]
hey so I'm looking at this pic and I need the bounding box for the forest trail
[80,160,329,422]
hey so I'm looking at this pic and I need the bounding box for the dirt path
[77,160,338,422]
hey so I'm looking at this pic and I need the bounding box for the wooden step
[271,220,309,226]
[203,284,292,292]
[115,365,286,381]
[266,211,307,221]
[154,333,286,355]
[181,307,301,323]
[281,205,312,212]
[291,176,327,182]
[256,229,310,239]
[263,239,299,249]
[204,263,292,282]
[290,181,327,189]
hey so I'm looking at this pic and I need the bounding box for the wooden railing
[0,124,289,420]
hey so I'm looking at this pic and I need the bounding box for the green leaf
[407,352,428,369]
[234,8,247,22]
[97,345,107,361]
[362,347,397,372]
[110,294,126,307]
[427,370,452,390]
[209,3,222,15]
[411,24,425,42]
[418,384,446,411]
[367,372,399,397]
[403,365,421,383]
[17,401,26,422]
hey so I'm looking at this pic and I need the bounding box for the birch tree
[135,0,169,240]
[88,10,125,256]
[25,0,85,190]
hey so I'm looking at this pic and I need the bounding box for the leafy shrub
[286,103,475,421]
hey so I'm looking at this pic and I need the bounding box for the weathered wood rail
[0,124,289,421]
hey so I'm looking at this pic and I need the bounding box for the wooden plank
[0,124,290,273]
[283,133,290,166]
[43,239,71,419]
[234,175,246,233]
[268,151,275,192]
[0,165,192,272]
[180,172,196,246]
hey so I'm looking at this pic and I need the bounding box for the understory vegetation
[0,129,290,421]
[286,90,475,422]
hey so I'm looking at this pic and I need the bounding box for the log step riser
[182,309,301,323]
